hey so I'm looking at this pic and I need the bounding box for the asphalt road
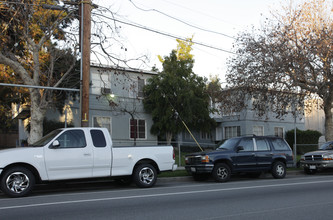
[1,173,333,220]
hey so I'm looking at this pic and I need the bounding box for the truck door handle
[83,153,91,156]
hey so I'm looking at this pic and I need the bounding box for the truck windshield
[30,130,62,147]
[217,138,240,150]
[319,142,333,150]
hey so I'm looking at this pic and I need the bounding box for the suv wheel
[212,163,231,182]
[271,161,286,179]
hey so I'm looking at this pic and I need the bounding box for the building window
[274,127,284,138]
[224,126,240,139]
[130,78,145,98]
[201,132,211,140]
[93,116,111,133]
[184,131,192,140]
[253,126,264,136]
[130,119,146,139]
[138,78,145,98]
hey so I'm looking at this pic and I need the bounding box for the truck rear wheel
[0,167,35,197]
[133,164,157,188]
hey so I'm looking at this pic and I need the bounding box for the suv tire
[212,163,231,182]
[271,161,286,179]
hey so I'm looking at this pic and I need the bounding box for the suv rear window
[271,138,290,150]
[256,138,270,151]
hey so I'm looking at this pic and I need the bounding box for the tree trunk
[28,89,47,144]
[166,132,173,145]
[324,98,333,141]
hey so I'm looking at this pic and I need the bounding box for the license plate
[309,165,316,170]
[191,167,196,172]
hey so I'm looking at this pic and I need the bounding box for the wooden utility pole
[80,0,91,127]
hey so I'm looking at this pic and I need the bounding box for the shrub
[285,129,322,154]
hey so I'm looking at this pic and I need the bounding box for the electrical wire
[93,12,237,55]
[129,0,236,40]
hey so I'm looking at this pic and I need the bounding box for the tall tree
[144,38,215,144]
[0,0,78,143]
[226,0,333,140]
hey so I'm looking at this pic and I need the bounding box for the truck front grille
[305,155,323,161]
[186,156,202,165]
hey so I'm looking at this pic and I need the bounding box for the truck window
[56,130,86,148]
[91,130,107,147]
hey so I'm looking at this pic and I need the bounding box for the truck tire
[271,161,286,179]
[212,163,231,182]
[304,168,317,175]
[0,167,35,197]
[133,164,157,188]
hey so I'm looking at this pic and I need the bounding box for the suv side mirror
[236,146,244,152]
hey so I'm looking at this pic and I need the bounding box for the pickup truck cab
[0,127,177,197]
[185,136,293,182]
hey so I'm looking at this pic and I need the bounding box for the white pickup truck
[0,127,177,197]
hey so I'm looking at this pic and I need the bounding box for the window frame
[129,118,147,140]
[274,127,284,138]
[224,126,241,139]
[55,130,87,149]
[92,116,112,134]
[253,125,264,136]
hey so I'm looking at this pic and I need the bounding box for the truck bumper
[185,164,214,174]
[301,161,333,169]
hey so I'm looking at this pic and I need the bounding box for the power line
[159,0,240,28]
[93,12,236,55]
[128,0,236,40]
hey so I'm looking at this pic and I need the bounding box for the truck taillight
[173,148,176,160]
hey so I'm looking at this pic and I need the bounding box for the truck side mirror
[50,140,60,149]
[236,146,244,152]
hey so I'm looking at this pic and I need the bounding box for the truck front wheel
[133,164,157,188]
[0,167,35,197]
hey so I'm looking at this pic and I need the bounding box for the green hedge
[285,129,322,154]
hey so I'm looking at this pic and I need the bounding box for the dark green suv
[185,136,294,182]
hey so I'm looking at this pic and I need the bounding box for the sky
[92,0,284,81]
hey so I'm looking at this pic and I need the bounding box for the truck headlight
[300,155,305,161]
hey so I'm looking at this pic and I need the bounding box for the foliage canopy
[144,38,215,143]
[225,0,333,140]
